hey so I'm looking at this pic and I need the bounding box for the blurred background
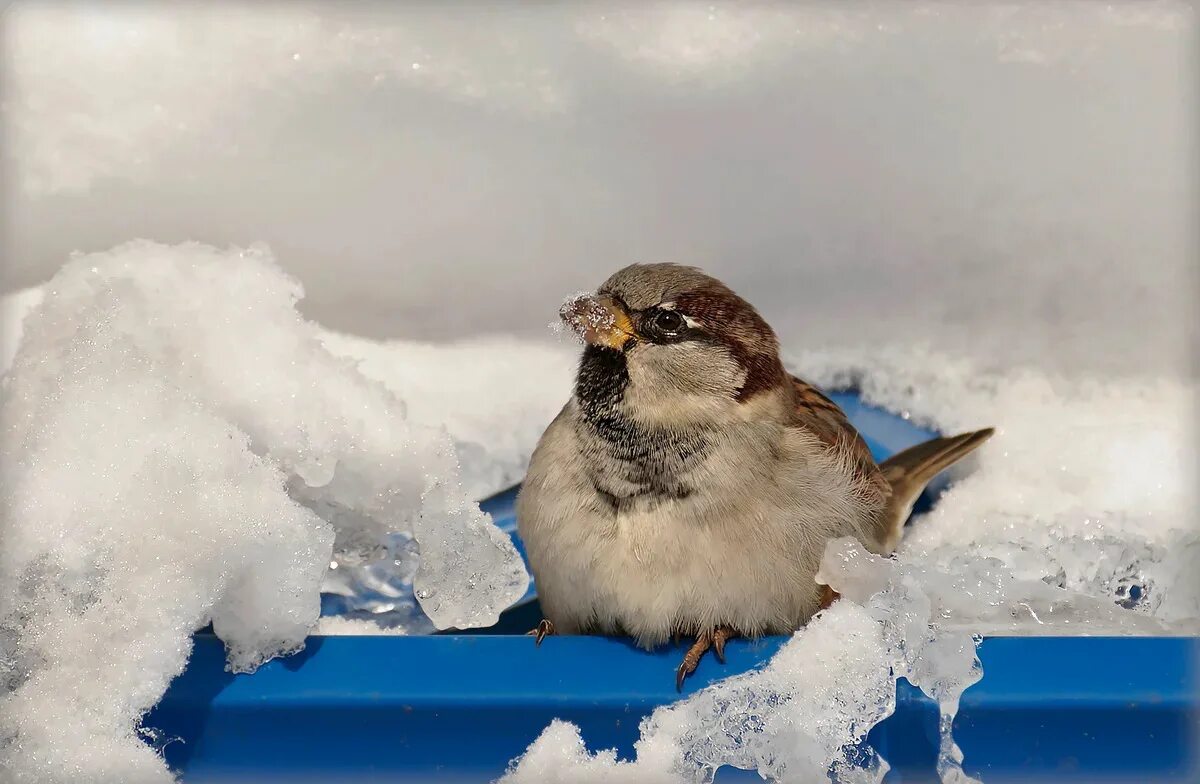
[2,1,1196,378]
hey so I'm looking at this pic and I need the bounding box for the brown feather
[674,287,786,401]
[874,427,995,552]
[788,375,890,505]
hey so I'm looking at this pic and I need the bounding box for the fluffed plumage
[517,263,992,684]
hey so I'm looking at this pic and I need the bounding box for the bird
[516,263,993,689]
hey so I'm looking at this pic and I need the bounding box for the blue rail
[149,634,1197,782]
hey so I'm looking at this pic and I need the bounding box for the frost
[558,292,619,346]
[0,242,527,783]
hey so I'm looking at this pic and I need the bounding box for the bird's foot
[675,626,736,691]
[527,618,555,646]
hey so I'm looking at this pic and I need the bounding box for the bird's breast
[517,403,882,645]
[575,415,714,515]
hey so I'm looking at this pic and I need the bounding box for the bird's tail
[874,427,995,553]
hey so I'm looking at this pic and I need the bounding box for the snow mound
[0,241,527,783]
[1,286,44,372]
[321,332,574,500]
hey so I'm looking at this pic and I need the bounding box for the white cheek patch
[624,341,747,428]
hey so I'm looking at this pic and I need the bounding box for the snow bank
[1,287,44,372]
[314,332,572,624]
[797,347,1198,633]
[0,242,527,783]
[320,332,574,500]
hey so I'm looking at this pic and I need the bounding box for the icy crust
[0,242,527,783]
[504,538,982,784]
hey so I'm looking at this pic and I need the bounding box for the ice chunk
[817,538,983,784]
[0,241,527,783]
[316,331,572,621]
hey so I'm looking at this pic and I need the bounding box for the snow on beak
[559,294,635,350]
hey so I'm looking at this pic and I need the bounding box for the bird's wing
[788,375,890,501]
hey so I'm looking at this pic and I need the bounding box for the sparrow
[516,263,992,688]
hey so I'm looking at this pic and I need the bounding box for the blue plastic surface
[147,391,1200,782]
[149,635,1197,782]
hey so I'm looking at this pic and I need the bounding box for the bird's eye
[650,309,685,335]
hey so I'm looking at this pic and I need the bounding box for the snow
[320,332,574,500]
[312,616,410,636]
[558,292,619,345]
[0,287,44,372]
[502,345,1197,780]
[0,243,527,783]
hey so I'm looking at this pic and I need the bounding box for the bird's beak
[559,294,635,350]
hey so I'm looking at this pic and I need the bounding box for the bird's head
[561,263,787,429]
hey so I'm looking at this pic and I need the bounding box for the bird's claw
[675,626,736,691]
[528,618,555,646]
[712,627,729,664]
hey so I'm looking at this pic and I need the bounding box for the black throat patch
[574,345,631,429]
[574,345,710,511]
